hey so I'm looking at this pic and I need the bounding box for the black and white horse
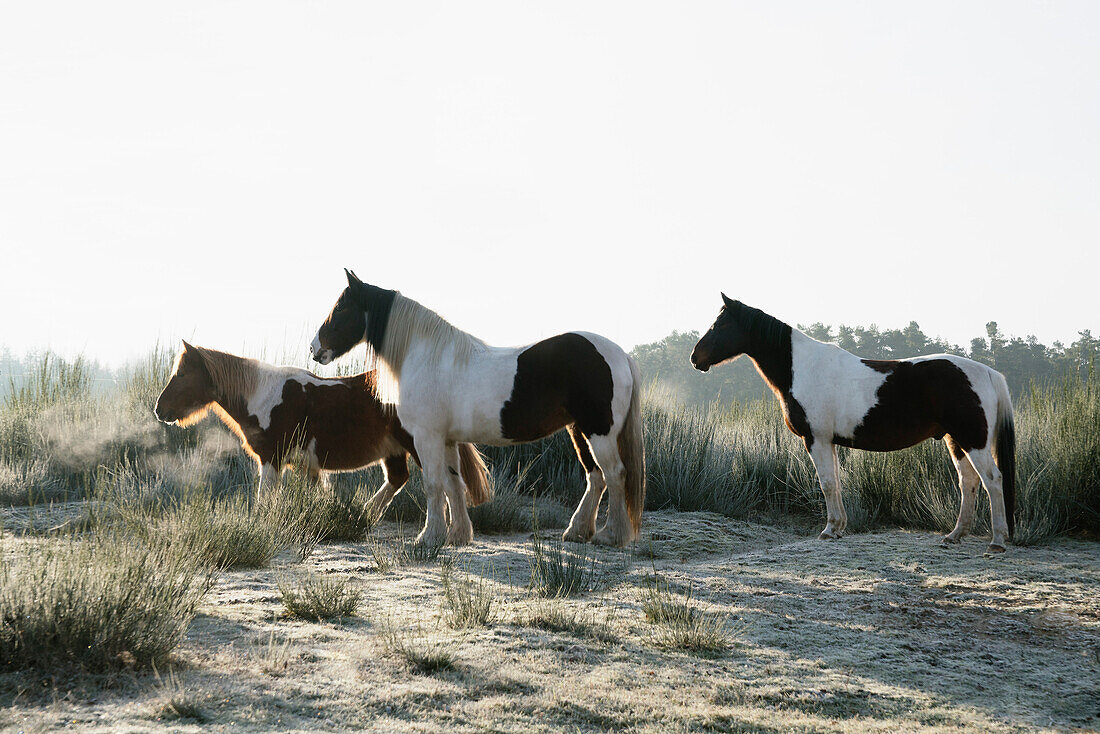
[691,295,1016,552]
[310,270,646,548]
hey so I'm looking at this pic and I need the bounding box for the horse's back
[270,371,407,469]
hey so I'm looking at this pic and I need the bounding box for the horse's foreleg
[412,437,449,549]
[257,462,280,496]
[943,437,980,545]
[365,455,409,522]
[440,444,474,546]
[809,442,846,539]
[965,448,1010,552]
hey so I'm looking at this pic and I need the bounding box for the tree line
[631,321,1099,407]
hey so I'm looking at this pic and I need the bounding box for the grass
[369,530,445,572]
[373,615,457,675]
[520,599,617,642]
[529,531,597,597]
[643,572,736,656]
[248,627,297,676]
[0,534,214,672]
[439,558,496,628]
[279,573,362,621]
[151,666,208,723]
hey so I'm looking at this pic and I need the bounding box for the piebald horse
[310,270,645,548]
[154,342,491,514]
[691,295,1016,552]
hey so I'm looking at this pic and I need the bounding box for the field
[1,352,1099,732]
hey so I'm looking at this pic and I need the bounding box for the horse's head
[311,269,369,365]
[311,269,397,366]
[691,293,749,372]
[155,341,216,424]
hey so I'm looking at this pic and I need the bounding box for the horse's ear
[721,292,736,309]
[345,268,363,287]
[181,339,194,352]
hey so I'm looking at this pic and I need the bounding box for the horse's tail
[458,443,492,507]
[991,371,1016,540]
[619,355,647,536]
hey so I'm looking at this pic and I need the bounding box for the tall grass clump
[529,531,597,597]
[468,460,572,534]
[439,558,496,628]
[368,530,445,572]
[0,535,214,672]
[113,479,322,569]
[373,615,456,674]
[643,574,735,657]
[279,573,361,621]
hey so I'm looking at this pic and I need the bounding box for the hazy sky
[3,2,1098,366]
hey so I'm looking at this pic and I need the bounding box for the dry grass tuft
[643,574,737,657]
[529,532,597,597]
[520,599,617,642]
[279,573,362,621]
[373,615,457,675]
[440,558,497,629]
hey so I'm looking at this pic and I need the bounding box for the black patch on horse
[834,359,988,452]
[500,333,614,442]
[724,301,814,448]
[354,281,398,354]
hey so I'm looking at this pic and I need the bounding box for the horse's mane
[189,346,261,418]
[374,293,486,405]
[729,300,792,355]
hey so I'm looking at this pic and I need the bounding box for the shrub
[0,535,214,672]
[279,574,361,621]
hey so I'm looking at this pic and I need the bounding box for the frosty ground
[1,509,1098,733]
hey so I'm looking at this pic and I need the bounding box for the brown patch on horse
[260,373,412,469]
[500,333,614,441]
[835,359,988,452]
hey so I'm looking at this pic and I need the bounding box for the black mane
[728,300,792,362]
[357,282,397,353]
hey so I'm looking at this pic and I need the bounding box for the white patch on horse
[246,366,330,430]
[790,330,887,442]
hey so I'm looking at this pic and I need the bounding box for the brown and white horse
[691,295,1016,552]
[154,342,491,516]
[310,270,645,548]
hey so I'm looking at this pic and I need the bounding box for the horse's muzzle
[312,348,334,366]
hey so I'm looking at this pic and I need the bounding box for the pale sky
[2,2,1098,366]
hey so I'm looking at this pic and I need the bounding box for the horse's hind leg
[563,425,605,543]
[588,432,634,547]
[964,447,1010,552]
[365,455,410,521]
[808,441,847,539]
[943,436,981,545]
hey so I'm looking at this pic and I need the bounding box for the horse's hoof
[818,530,839,540]
[592,530,626,547]
[986,543,1007,554]
[941,535,961,546]
[562,528,593,544]
[445,526,473,547]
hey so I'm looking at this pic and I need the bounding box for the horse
[309,269,645,548]
[690,295,1016,552]
[153,341,491,517]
